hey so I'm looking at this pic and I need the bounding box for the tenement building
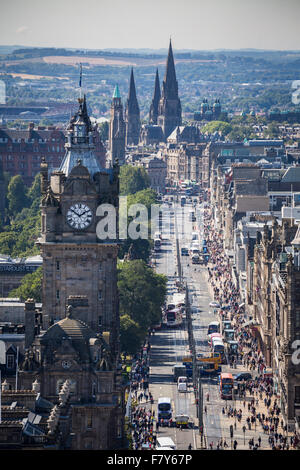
[0,121,106,186]
[163,143,207,187]
[252,221,300,430]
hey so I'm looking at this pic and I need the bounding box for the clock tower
[37,95,120,357]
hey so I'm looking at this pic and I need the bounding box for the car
[209,301,220,308]
[234,372,252,382]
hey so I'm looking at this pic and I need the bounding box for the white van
[156,437,176,450]
[178,381,187,392]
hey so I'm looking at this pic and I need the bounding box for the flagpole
[15,346,19,391]
[79,63,82,100]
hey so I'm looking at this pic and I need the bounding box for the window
[86,412,93,429]
[295,386,300,404]
[6,354,15,369]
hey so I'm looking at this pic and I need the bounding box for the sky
[0,0,300,51]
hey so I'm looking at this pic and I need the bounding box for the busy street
[127,193,299,450]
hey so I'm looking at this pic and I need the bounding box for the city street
[136,196,295,450]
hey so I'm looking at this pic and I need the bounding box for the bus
[208,332,223,346]
[224,329,235,342]
[157,397,172,424]
[182,355,193,378]
[207,321,220,335]
[221,320,232,335]
[220,373,234,399]
[154,237,161,251]
[172,292,186,312]
[199,361,221,377]
[162,308,183,327]
[211,337,225,362]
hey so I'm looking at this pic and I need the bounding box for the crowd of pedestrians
[203,203,300,450]
[129,337,157,450]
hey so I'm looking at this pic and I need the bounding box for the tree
[27,173,41,210]
[201,120,232,136]
[118,188,157,262]
[8,266,42,302]
[7,175,29,217]
[98,121,109,142]
[120,314,144,355]
[119,165,150,195]
[118,260,167,335]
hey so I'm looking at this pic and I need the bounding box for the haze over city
[0,0,300,51]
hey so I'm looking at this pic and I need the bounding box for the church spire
[125,68,140,146]
[149,69,161,125]
[127,68,139,114]
[157,39,182,139]
[162,39,178,99]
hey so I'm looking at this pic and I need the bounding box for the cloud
[16,26,29,34]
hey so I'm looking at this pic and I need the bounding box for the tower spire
[157,39,182,139]
[163,38,177,97]
[127,68,139,113]
[125,68,140,146]
[149,68,161,125]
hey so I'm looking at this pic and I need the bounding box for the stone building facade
[0,121,106,186]
[7,96,126,450]
[163,143,207,187]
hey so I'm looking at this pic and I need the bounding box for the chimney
[25,299,36,349]
[66,296,89,324]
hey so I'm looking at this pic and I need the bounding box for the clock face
[66,203,93,230]
[61,360,71,369]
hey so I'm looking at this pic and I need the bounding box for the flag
[79,63,82,88]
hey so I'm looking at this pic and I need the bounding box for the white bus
[207,321,220,335]
[211,337,225,362]
[157,397,172,424]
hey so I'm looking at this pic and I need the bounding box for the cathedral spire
[157,39,182,139]
[149,68,161,125]
[127,68,139,113]
[162,39,178,99]
[125,68,140,146]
